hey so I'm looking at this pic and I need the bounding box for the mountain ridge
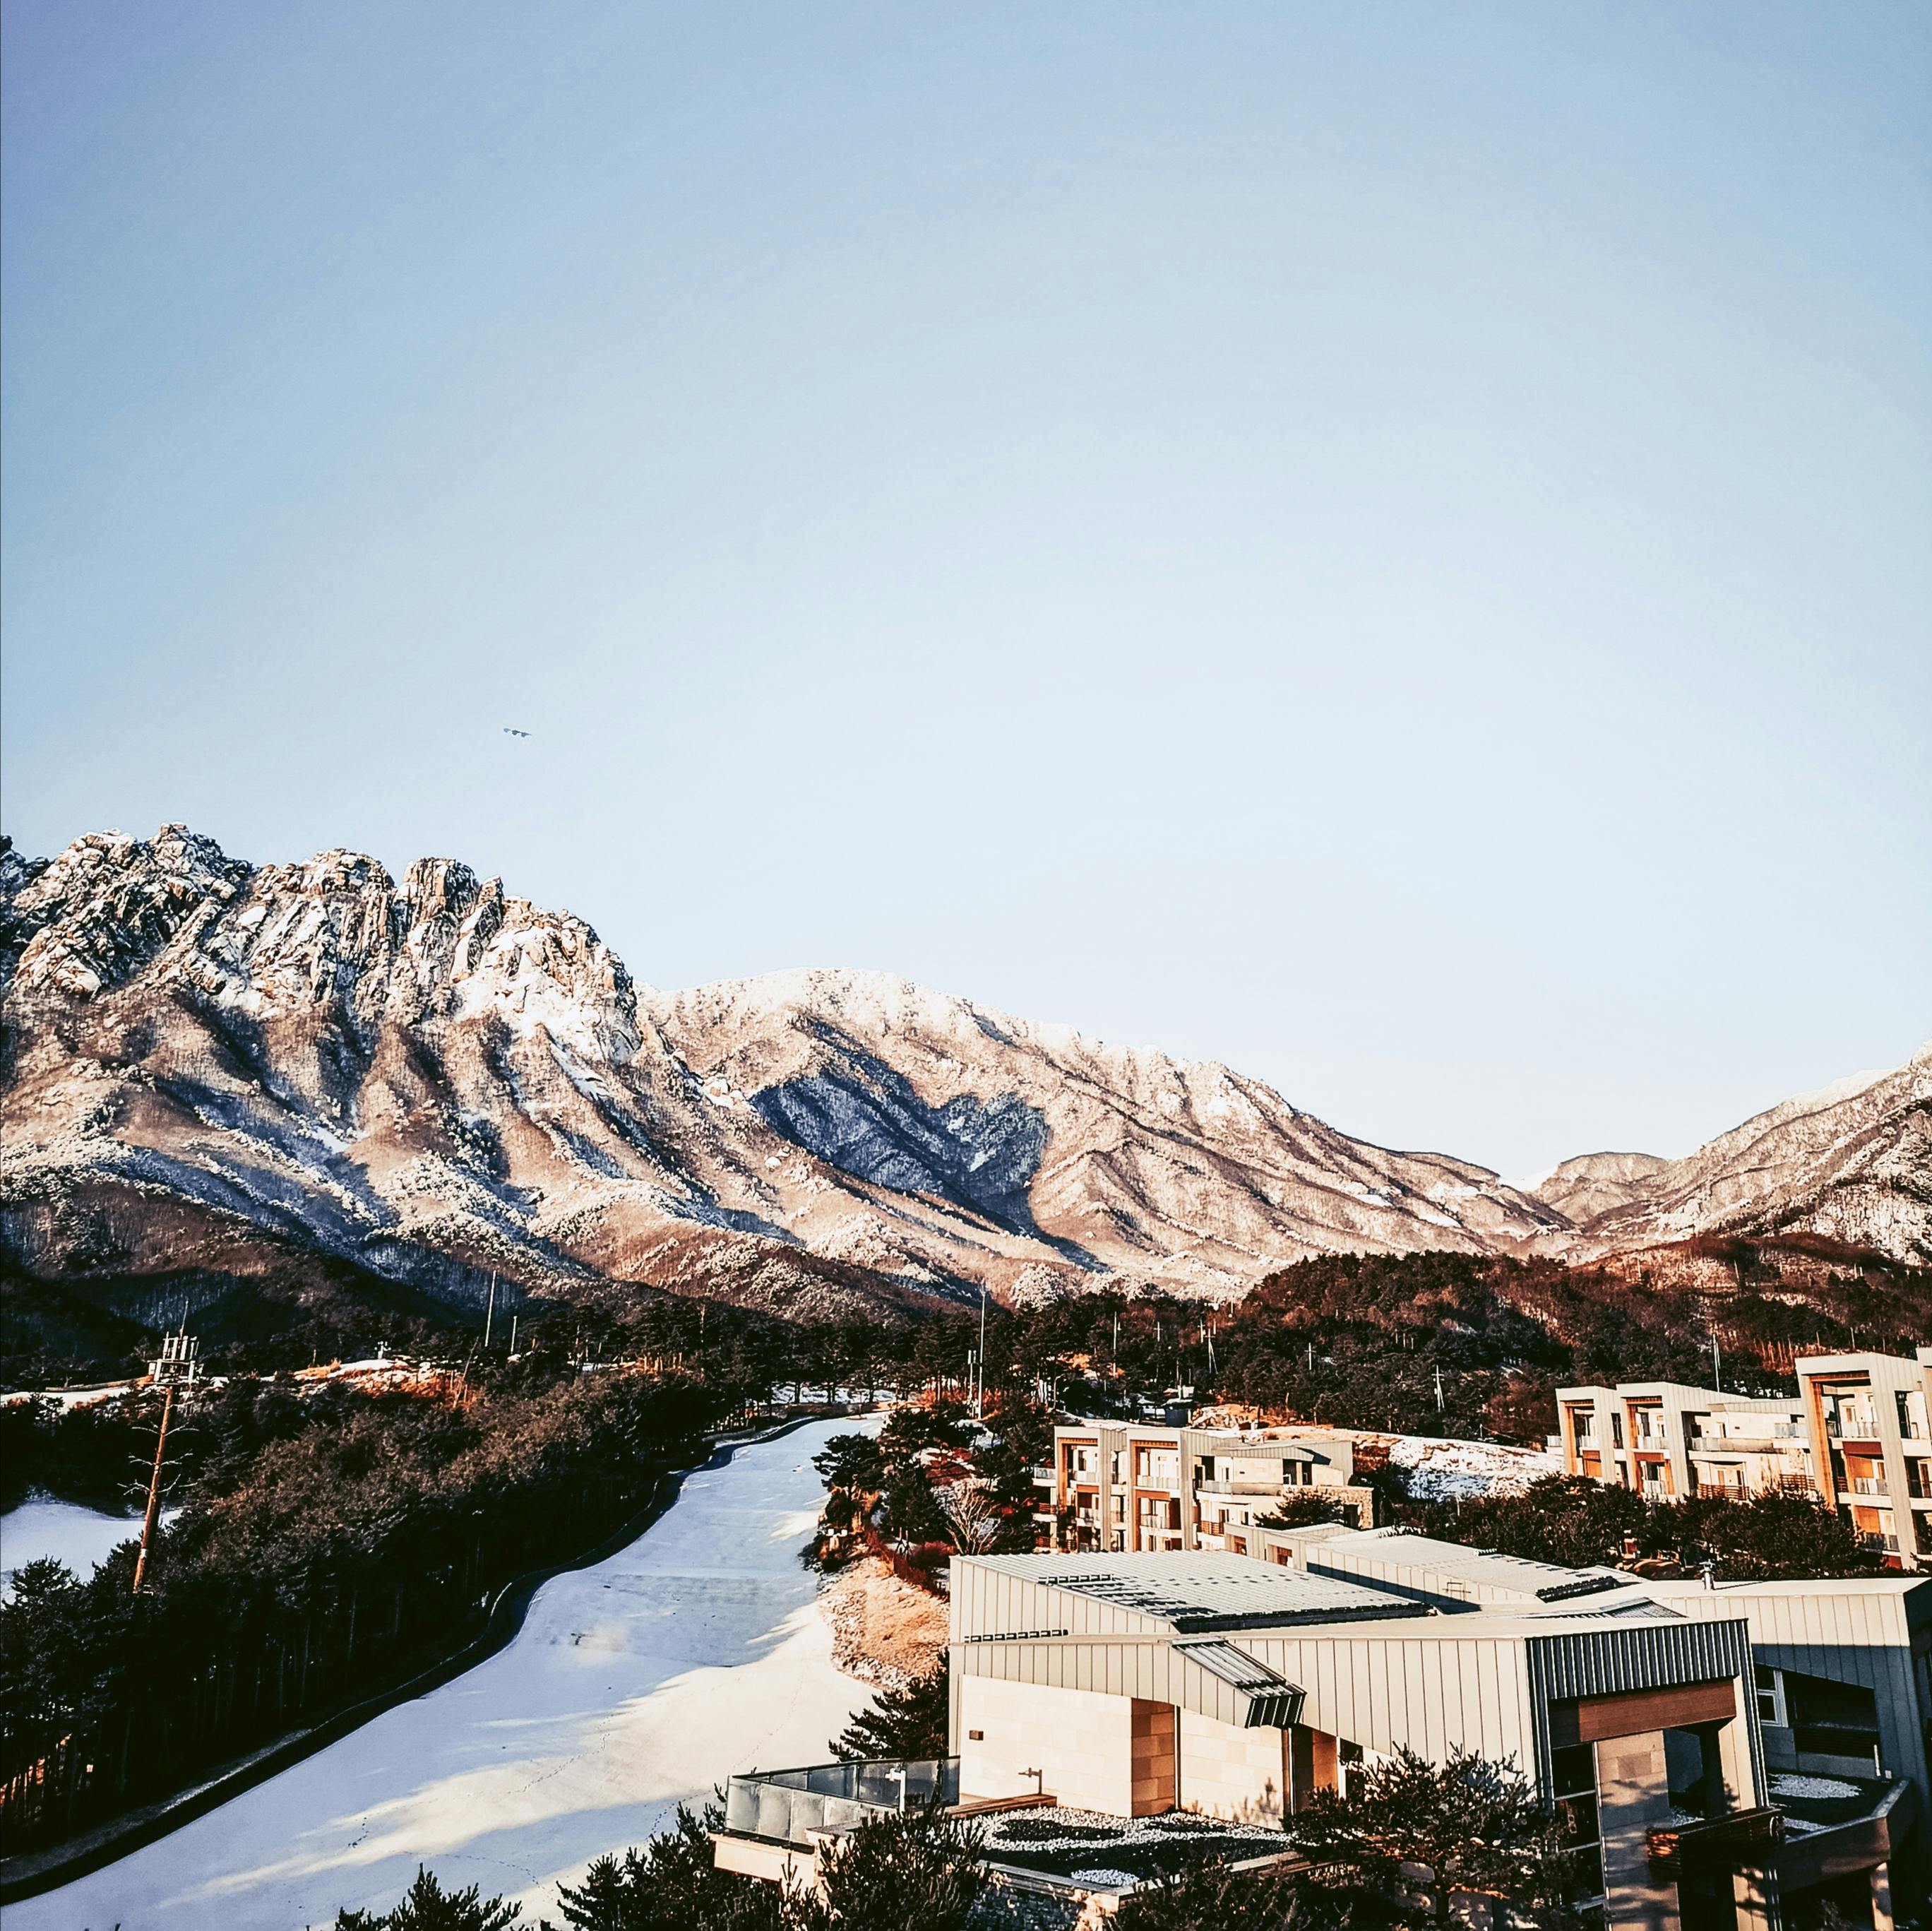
[4,825,1926,1329]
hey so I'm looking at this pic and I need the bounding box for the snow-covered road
[13,1417,875,1931]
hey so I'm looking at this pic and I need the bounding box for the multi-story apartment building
[1049,1420,1376,1555]
[1556,1382,1810,1503]
[1797,1350,1932,1566]
[1561,1349,1932,1570]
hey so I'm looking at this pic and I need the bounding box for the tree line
[0,1358,724,1851]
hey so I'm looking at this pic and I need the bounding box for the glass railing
[723,1758,961,1848]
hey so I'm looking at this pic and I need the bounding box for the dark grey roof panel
[965,1552,1420,1632]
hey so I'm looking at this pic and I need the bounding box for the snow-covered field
[11,1417,876,1931]
[0,1497,148,1598]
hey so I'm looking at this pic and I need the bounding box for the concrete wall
[1177,1708,1287,1824]
[1594,1729,1681,1931]
[958,1674,1135,1814]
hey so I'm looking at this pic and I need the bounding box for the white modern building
[720,1535,1926,1929]
[1050,1419,1377,1555]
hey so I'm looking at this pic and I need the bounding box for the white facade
[1560,1348,1932,1571]
[1051,1420,1375,1555]
[948,1551,1785,1930]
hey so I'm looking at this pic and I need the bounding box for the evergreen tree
[799,1798,984,1931]
[1439,1476,1647,1570]
[1663,1489,1886,1581]
[1112,1858,1368,1931]
[1288,1748,1583,1930]
[811,1435,886,1496]
[549,1805,787,1930]
[829,1660,949,1761]
[334,1865,522,1930]
[1252,1491,1353,1531]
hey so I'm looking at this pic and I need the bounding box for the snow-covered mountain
[2,826,1926,1324]
[1537,1053,1932,1266]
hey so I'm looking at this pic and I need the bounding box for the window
[1755,1664,1787,1728]
[1784,1670,1882,1773]
[1549,1744,1604,1921]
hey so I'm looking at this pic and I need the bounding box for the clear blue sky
[4,1,1928,1177]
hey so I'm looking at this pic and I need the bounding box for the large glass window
[1550,1742,1604,1923]
[1784,1670,1882,1773]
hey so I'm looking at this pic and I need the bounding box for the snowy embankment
[0,1497,150,1598]
[9,1417,879,1931]
[1382,1434,1561,1501]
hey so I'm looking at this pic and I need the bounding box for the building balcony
[721,1757,960,1850]
[1645,1806,1783,1871]
[1195,1478,1297,1497]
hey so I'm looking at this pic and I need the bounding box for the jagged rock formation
[3,825,1927,1327]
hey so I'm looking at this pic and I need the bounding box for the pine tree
[803,1799,984,1931]
[333,1865,522,1930]
[1112,1858,1364,1931]
[1288,1748,1584,1929]
[829,1660,949,1762]
[549,1804,785,1931]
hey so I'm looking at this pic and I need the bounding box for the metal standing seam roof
[962,1552,1424,1632]
[1299,1531,1628,1604]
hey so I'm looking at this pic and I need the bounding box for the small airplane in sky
[503,727,531,738]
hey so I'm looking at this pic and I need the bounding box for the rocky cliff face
[643,968,1570,1299]
[4,825,1926,1326]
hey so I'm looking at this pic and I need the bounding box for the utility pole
[508,1314,518,1356]
[133,1330,198,1596]
[132,1384,174,1596]
[484,1271,497,1350]
[1434,1365,1445,1415]
[1710,1331,1722,1392]
[977,1286,987,1420]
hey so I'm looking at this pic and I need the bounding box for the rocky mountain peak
[4,823,1926,1325]
[3,824,637,1062]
